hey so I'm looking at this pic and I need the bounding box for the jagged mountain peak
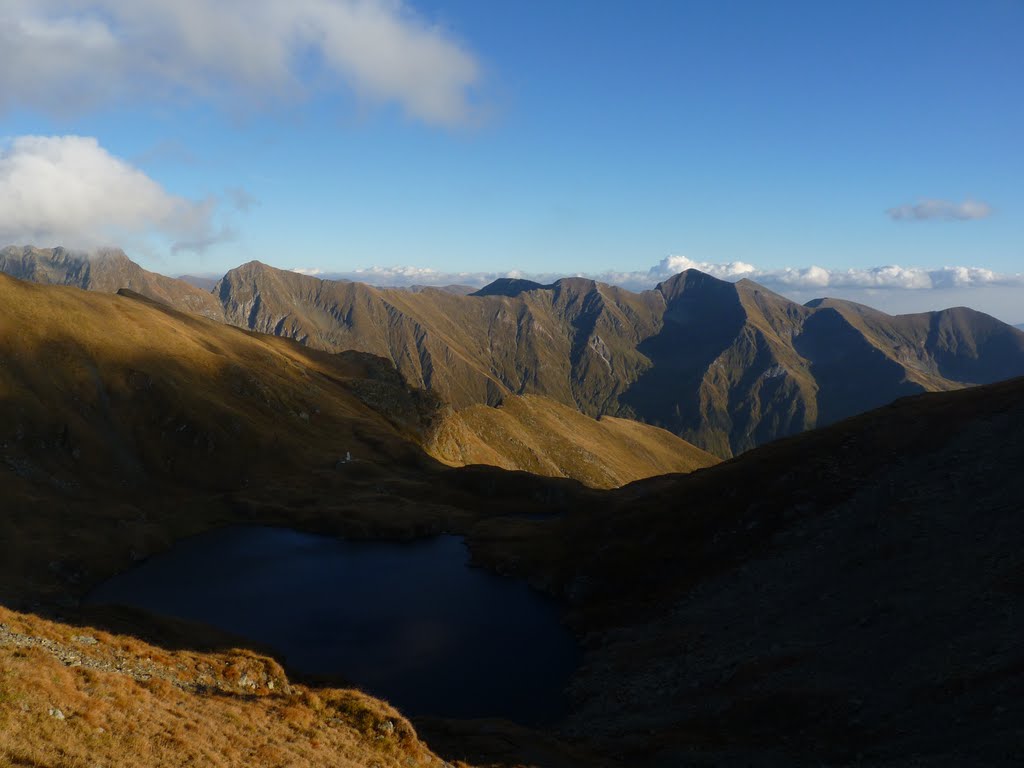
[6,246,1024,459]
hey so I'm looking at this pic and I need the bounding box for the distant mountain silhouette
[471,277,551,297]
[176,273,222,291]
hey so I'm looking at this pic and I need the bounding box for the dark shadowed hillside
[470,376,1024,766]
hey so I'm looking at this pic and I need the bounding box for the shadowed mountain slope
[0,273,701,518]
[470,375,1024,766]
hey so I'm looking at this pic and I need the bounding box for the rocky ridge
[6,247,1024,458]
[212,261,1024,457]
[8,249,1024,460]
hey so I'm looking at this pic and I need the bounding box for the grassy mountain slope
[0,272,712,602]
[0,272,432,495]
[212,261,1024,458]
[5,247,1024,460]
[0,606,453,768]
[426,394,718,489]
[472,375,1024,766]
[1,268,1023,765]
[0,269,699,494]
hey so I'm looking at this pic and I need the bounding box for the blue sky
[1,0,1022,320]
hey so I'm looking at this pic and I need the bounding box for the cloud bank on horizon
[0,0,481,126]
[291,254,1024,295]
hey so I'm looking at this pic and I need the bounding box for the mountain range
[0,268,709,570]
[1,249,1023,766]
[5,245,1024,458]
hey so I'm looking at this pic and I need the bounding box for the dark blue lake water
[87,526,578,723]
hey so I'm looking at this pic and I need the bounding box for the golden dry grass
[427,395,718,489]
[0,274,434,495]
[0,606,461,768]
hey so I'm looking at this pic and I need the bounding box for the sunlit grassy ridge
[428,394,717,488]
[0,606,457,768]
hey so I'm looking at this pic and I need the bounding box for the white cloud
[0,135,225,253]
[757,264,1021,291]
[296,264,520,287]
[646,255,758,281]
[287,256,1024,296]
[0,0,481,126]
[886,199,993,221]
